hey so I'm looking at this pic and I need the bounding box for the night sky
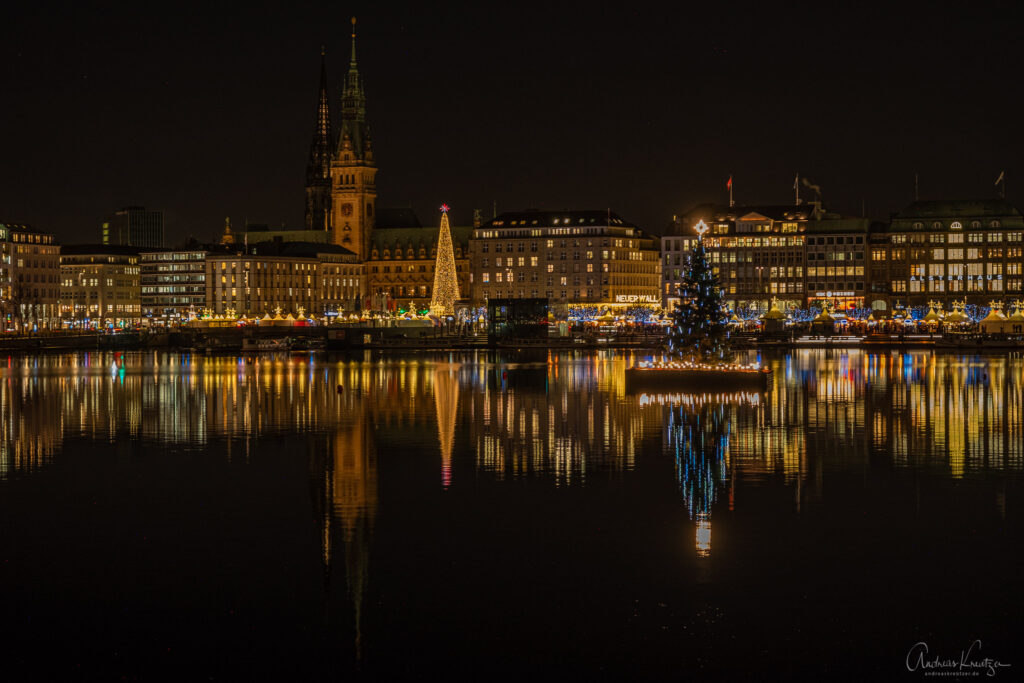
[3,1,1022,245]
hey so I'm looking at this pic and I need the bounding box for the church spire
[305,48,333,230]
[307,48,332,185]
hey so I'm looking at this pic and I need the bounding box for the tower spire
[337,16,368,158]
[350,17,358,67]
[305,48,333,230]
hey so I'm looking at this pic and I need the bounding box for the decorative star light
[693,219,710,238]
[440,203,450,213]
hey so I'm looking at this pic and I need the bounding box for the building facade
[204,241,360,317]
[60,245,141,328]
[870,199,1024,311]
[102,207,164,249]
[663,204,871,312]
[140,246,212,321]
[468,210,661,311]
[0,223,61,330]
[318,246,364,315]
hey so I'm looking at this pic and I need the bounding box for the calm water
[1,349,1021,681]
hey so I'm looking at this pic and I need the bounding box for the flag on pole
[726,176,733,190]
[995,170,1005,186]
[793,174,799,190]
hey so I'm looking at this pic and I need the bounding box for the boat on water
[624,362,771,392]
[290,338,326,352]
[241,337,289,352]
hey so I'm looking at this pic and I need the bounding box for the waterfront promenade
[3,327,1023,353]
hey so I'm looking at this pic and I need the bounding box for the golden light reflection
[0,350,1020,493]
[695,514,712,558]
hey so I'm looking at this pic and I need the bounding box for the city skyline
[4,1,1022,245]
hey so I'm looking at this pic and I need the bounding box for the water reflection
[667,398,734,558]
[2,350,1022,483]
[2,349,1019,677]
[309,415,376,660]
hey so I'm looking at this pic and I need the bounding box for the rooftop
[483,209,636,230]
[370,225,473,251]
[892,199,1022,219]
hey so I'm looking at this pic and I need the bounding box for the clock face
[341,203,353,216]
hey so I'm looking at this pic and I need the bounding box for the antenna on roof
[492,200,497,218]
[914,173,919,201]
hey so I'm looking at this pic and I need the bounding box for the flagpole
[795,173,800,205]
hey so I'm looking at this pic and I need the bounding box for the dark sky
[3,0,1022,244]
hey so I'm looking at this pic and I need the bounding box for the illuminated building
[101,206,164,249]
[662,204,872,312]
[869,199,1024,311]
[468,210,661,311]
[0,222,61,330]
[204,240,360,316]
[140,244,214,320]
[59,245,141,327]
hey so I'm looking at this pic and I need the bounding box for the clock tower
[330,17,377,261]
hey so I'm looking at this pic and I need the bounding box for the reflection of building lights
[695,513,711,558]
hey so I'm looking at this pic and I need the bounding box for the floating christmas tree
[667,220,730,363]
[430,204,460,318]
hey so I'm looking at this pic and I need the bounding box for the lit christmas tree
[430,204,460,317]
[667,221,730,363]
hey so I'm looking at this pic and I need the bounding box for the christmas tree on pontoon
[667,220,730,363]
[430,203,460,318]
